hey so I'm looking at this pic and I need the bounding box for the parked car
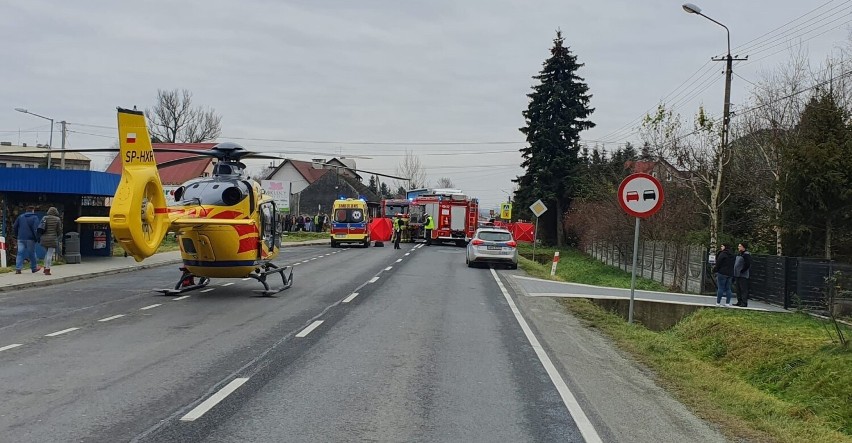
[466,228,518,269]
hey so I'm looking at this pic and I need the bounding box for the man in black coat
[734,242,752,307]
[712,243,735,306]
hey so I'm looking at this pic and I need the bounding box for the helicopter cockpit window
[334,208,365,224]
[178,180,249,206]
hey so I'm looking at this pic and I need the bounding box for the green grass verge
[519,246,852,442]
[281,231,328,242]
[517,243,667,291]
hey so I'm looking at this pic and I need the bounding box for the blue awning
[0,168,120,196]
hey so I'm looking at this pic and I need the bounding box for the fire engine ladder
[467,207,478,235]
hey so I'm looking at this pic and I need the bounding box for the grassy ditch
[521,246,852,442]
[281,231,328,242]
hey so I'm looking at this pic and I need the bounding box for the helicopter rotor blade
[156,155,213,169]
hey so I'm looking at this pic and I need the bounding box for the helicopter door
[259,202,277,252]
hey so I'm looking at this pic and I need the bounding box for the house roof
[106,143,215,185]
[289,159,330,184]
[0,145,91,162]
[624,161,657,174]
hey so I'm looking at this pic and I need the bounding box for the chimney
[22,143,27,147]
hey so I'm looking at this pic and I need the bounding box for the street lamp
[14,107,54,169]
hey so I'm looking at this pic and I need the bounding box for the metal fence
[587,241,707,293]
[587,240,852,308]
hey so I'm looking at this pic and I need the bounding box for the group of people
[283,213,329,233]
[392,213,434,249]
[711,242,752,307]
[11,205,63,275]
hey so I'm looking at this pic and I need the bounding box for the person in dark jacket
[734,242,752,307]
[712,243,735,306]
[12,205,41,274]
[38,207,63,276]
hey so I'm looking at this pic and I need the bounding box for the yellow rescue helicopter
[72,108,294,296]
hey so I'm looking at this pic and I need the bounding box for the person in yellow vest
[423,213,435,246]
[393,214,404,249]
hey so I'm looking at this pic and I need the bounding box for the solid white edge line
[179,378,249,422]
[395,259,402,263]
[45,327,80,337]
[489,268,603,443]
[295,320,324,338]
[384,266,393,271]
[0,344,23,352]
[140,304,162,310]
[342,292,359,303]
[172,295,191,301]
[368,276,379,284]
[98,314,126,322]
[200,288,215,293]
[221,282,234,287]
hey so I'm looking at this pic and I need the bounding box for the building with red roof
[105,143,216,185]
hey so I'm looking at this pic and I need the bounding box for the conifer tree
[514,30,595,245]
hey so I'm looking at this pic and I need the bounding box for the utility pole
[60,121,67,169]
[713,51,747,157]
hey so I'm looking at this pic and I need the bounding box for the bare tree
[435,177,455,188]
[642,104,729,253]
[146,89,222,143]
[735,52,809,255]
[394,151,428,190]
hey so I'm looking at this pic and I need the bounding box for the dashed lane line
[45,327,79,337]
[0,344,23,352]
[98,314,126,322]
[200,288,215,293]
[384,266,393,271]
[342,292,359,303]
[295,320,324,338]
[242,278,251,281]
[180,378,249,422]
[395,259,402,263]
[489,268,603,443]
[140,304,162,311]
[405,253,410,256]
[221,282,234,287]
[172,295,191,301]
[367,276,379,284]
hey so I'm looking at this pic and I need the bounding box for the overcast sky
[2,0,849,209]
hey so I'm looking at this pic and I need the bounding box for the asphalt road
[0,242,725,443]
[0,244,584,442]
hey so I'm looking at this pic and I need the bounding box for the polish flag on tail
[126,133,137,143]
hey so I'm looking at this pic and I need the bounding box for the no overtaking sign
[618,173,664,218]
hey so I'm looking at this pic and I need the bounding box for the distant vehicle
[626,191,639,202]
[643,189,656,201]
[331,198,371,248]
[466,228,518,269]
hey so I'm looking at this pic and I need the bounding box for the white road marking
[405,253,410,256]
[221,282,234,287]
[384,266,393,271]
[395,259,402,263]
[172,295,191,301]
[140,304,162,310]
[98,314,126,322]
[310,258,317,261]
[45,327,79,337]
[295,320,324,338]
[489,269,603,443]
[0,344,23,352]
[342,292,359,303]
[368,276,379,284]
[180,378,249,422]
[293,263,301,266]
[242,278,251,281]
[200,288,215,293]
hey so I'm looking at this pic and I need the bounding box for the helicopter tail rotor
[109,108,171,261]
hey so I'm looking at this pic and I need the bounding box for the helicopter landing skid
[249,263,294,297]
[157,268,211,296]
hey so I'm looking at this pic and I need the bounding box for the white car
[466,228,518,269]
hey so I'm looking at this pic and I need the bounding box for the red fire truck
[409,190,479,246]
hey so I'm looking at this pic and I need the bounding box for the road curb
[0,258,184,293]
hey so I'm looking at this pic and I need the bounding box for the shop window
[11,163,20,168]
[0,163,6,168]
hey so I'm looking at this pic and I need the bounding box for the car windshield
[478,231,512,242]
[334,208,365,224]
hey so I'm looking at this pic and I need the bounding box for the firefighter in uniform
[393,214,404,249]
[423,213,435,246]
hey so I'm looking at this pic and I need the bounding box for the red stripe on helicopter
[155,208,169,214]
[237,237,257,254]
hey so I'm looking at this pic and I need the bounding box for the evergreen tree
[380,182,390,198]
[783,92,852,259]
[369,175,378,194]
[514,30,595,246]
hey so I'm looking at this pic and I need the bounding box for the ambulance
[330,198,371,247]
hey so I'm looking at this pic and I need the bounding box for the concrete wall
[587,241,707,294]
[589,298,706,331]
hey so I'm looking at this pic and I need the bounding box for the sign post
[529,199,548,262]
[618,173,664,324]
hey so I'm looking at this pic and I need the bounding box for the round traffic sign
[618,173,664,218]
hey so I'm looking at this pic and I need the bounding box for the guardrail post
[550,251,560,276]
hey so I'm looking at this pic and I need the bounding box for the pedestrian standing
[284,214,293,232]
[12,205,41,274]
[296,214,305,232]
[712,243,735,307]
[305,214,313,233]
[423,213,434,246]
[734,242,752,307]
[393,214,403,249]
[38,207,63,276]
